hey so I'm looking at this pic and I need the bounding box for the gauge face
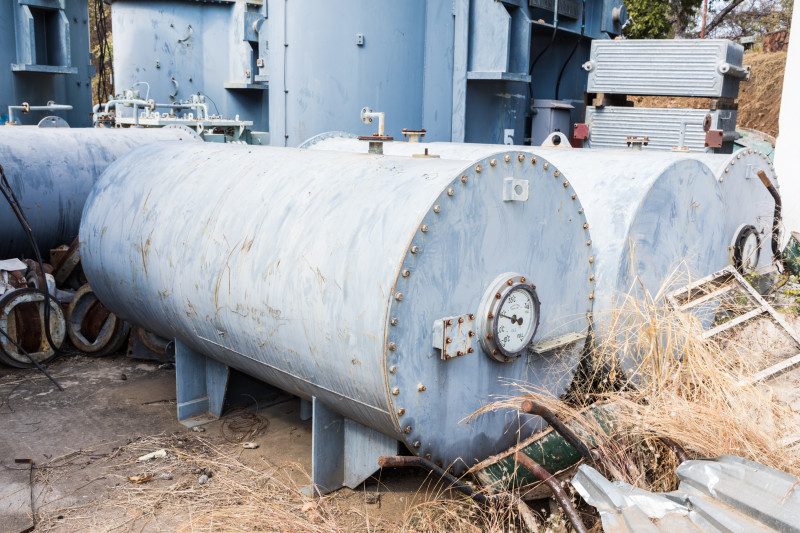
[733,225,761,272]
[495,288,537,353]
[477,273,541,362]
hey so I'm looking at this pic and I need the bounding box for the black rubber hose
[756,169,782,264]
[378,455,507,507]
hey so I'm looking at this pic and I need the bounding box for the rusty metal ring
[67,284,129,356]
[0,288,65,368]
[135,326,169,356]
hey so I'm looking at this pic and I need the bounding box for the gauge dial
[477,273,541,362]
[496,288,537,353]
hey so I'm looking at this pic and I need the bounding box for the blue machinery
[109,0,625,145]
[0,0,94,126]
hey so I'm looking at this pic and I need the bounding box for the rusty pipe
[513,452,588,533]
[378,455,504,506]
[659,437,689,464]
[757,169,782,264]
[520,399,598,461]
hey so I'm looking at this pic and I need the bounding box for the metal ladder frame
[665,266,800,385]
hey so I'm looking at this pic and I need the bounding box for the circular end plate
[384,151,595,472]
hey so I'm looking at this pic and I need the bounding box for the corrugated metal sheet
[585,39,746,99]
[572,455,800,532]
[585,107,737,153]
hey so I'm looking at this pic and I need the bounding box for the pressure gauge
[477,273,541,362]
[732,225,760,272]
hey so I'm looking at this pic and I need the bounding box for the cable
[0,327,63,391]
[199,92,219,116]
[554,0,586,100]
[0,164,63,358]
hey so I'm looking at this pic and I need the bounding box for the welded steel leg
[306,397,397,496]
[175,339,230,427]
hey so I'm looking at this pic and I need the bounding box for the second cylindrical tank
[0,126,198,258]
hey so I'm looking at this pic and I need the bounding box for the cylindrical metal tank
[0,126,198,258]
[80,142,595,470]
[686,148,779,270]
[302,136,763,372]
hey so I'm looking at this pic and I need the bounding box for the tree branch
[705,0,748,35]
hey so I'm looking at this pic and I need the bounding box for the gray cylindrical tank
[0,126,198,258]
[80,142,594,469]
[686,148,779,270]
[303,136,756,372]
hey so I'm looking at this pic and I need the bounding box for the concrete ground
[0,353,446,532]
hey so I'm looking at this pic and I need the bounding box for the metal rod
[378,455,502,506]
[0,327,63,391]
[520,399,598,461]
[660,437,689,464]
[757,169,783,265]
[7,103,73,125]
[701,0,709,38]
[513,452,588,533]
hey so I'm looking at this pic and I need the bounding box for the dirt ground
[0,354,495,533]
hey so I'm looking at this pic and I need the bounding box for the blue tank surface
[0,0,95,127]
[108,0,625,146]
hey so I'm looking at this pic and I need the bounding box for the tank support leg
[305,397,397,496]
[175,339,230,427]
[299,398,312,420]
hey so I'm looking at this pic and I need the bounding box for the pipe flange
[0,288,65,368]
[67,284,129,357]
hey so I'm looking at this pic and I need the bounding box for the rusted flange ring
[0,288,65,368]
[67,284,129,357]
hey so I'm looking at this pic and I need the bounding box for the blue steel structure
[0,0,95,127]
[110,0,269,134]
[109,0,625,146]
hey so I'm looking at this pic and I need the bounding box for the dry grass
[32,432,517,533]
[476,268,800,499]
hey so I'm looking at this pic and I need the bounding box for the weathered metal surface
[0,288,65,368]
[572,455,800,532]
[67,284,130,356]
[0,126,198,258]
[686,148,778,271]
[304,139,750,374]
[584,39,747,98]
[81,142,594,473]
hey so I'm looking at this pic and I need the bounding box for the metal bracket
[305,397,397,495]
[432,313,476,360]
[503,178,529,202]
[529,332,587,355]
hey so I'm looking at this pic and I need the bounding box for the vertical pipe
[701,0,709,38]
